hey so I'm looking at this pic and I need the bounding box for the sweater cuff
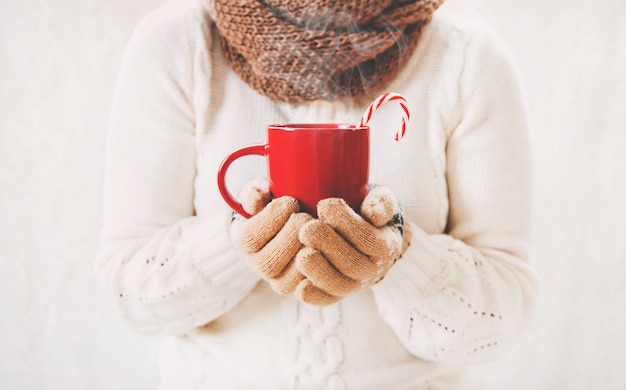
[189,212,260,294]
[373,222,450,301]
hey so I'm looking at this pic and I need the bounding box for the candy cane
[358,92,410,141]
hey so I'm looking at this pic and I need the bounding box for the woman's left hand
[294,186,411,305]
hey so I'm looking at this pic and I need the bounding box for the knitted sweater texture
[96,0,538,388]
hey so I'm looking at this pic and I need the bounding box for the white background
[1,0,625,388]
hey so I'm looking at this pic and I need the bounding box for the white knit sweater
[96,0,538,388]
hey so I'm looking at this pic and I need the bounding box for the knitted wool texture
[208,0,444,103]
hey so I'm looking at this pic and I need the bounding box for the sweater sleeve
[372,25,539,364]
[94,3,259,336]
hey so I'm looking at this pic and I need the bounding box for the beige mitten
[295,186,411,306]
[230,180,313,294]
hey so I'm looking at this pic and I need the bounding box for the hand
[294,186,412,306]
[230,180,313,294]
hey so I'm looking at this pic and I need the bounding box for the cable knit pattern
[285,301,345,389]
[95,0,538,388]
[430,112,451,233]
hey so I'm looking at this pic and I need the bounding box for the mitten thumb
[359,185,401,227]
[239,179,271,216]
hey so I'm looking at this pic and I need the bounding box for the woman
[96,0,538,388]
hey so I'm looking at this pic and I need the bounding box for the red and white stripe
[358,92,410,141]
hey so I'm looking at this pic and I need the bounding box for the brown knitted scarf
[208,0,444,103]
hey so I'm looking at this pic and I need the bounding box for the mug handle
[217,144,268,219]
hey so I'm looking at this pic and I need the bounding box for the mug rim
[268,123,368,131]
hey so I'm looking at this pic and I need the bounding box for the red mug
[217,124,370,218]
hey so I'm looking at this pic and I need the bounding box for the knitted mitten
[230,180,313,294]
[295,186,411,305]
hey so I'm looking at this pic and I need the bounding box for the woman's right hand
[229,180,313,294]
